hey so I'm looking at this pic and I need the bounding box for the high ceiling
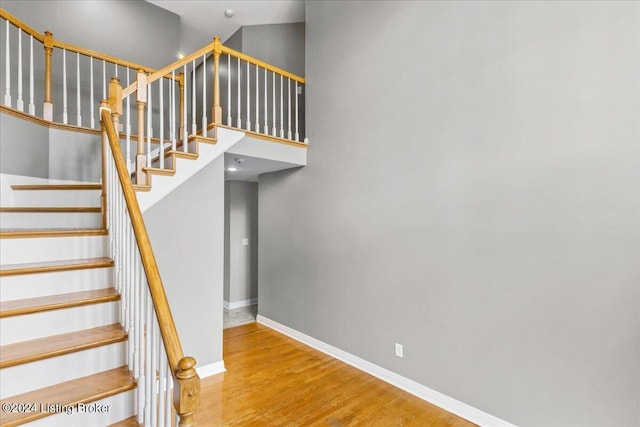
[147,0,305,56]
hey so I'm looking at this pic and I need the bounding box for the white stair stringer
[0,234,108,265]
[137,127,246,213]
[0,342,126,399]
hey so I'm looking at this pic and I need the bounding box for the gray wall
[1,111,101,181]
[0,112,49,178]
[145,156,225,368]
[224,181,258,305]
[258,1,640,426]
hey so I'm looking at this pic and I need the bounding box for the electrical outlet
[395,343,403,358]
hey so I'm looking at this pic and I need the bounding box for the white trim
[256,315,517,427]
[224,298,257,310]
[195,360,226,379]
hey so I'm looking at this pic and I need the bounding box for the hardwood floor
[195,323,475,426]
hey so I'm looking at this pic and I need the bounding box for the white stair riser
[25,389,135,427]
[0,342,126,399]
[0,301,120,345]
[0,268,113,301]
[0,212,102,230]
[11,190,101,207]
[0,235,109,265]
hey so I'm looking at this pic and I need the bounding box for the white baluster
[76,52,81,126]
[280,74,284,138]
[102,60,106,100]
[237,57,241,128]
[183,63,188,148]
[144,289,152,424]
[17,28,23,111]
[159,78,164,167]
[134,264,145,424]
[246,61,251,130]
[126,68,131,174]
[264,68,268,134]
[63,49,68,124]
[171,70,176,151]
[191,60,196,135]
[255,66,260,133]
[4,20,11,107]
[287,78,292,140]
[90,58,95,128]
[114,62,118,78]
[150,320,158,427]
[272,72,276,136]
[28,35,34,115]
[227,53,232,126]
[165,364,172,426]
[202,54,207,132]
[147,83,152,167]
[158,336,166,427]
[295,82,299,141]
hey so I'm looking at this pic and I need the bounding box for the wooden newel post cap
[177,357,197,378]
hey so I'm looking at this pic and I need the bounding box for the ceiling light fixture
[226,166,238,172]
[224,9,234,18]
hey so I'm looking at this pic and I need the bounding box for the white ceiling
[146,0,305,56]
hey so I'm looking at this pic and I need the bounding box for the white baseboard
[195,360,226,379]
[256,315,516,427]
[224,298,257,310]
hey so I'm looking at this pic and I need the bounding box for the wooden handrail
[0,9,44,42]
[123,40,217,98]
[101,108,200,424]
[220,44,305,84]
[54,40,155,74]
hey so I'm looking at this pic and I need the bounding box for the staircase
[0,184,136,426]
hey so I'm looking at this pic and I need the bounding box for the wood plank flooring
[194,322,475,427]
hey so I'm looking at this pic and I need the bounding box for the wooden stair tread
[143,167,175,176]
[166,149,198,159]
[10,184,102,191]
[108,416,140,426]
[188,134,217,145]
[0,288,119,318]
[0,323,126,368]
[0,257,114,276]
[0,229,107,239]
[0,206,100,213]
[0,366,135,426]
[132,184,151,192]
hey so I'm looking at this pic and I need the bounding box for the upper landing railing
[112,36,307,183]
[0,9,307,150]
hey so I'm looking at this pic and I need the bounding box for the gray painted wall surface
[144,157,225,367]
[0,113,49,178]
[1,111,100,181]
[224,181,258,304]
[258,2,640,426]
[48,128,100,181]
